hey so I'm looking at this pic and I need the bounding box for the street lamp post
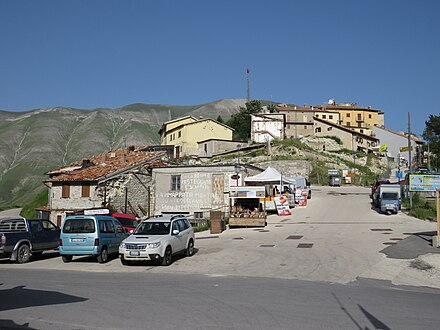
[235,144,242,186]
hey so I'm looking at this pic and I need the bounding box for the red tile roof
[46,147,167,182]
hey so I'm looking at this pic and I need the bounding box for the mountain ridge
[0,98,247,205]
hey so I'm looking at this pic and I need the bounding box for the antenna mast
[246,68,250,101]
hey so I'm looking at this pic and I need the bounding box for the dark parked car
[0,218,60,263]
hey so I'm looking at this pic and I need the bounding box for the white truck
[373,184,402,214]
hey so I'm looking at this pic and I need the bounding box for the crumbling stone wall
[99,172,154,219]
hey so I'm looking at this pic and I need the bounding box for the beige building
[314,117,379,152]
[313,102,384,136]
[276,104,315,138]
[159,116,234,157]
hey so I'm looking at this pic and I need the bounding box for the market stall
[229,186,266,227]
[244,166,296,212]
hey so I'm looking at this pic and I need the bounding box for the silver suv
[119,214,195,266]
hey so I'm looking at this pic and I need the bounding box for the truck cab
[380,191,400,215]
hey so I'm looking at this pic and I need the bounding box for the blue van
[59,215,128,263]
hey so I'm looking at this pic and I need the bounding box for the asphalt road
[1,186,439,329]
[1,269,440,330]
[3,186,437,287]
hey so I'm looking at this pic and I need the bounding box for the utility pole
[246,68,250,102]
[408,112,412,210]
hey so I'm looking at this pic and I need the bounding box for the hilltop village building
[313,101,384,136]
[313,117,379,152]
[372,126,424,165]
[159,116,234,158]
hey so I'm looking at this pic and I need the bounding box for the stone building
[41,147,167,226]
[152,164,262,219]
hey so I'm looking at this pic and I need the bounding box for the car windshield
[134,221,170,235]
[382,192,398,200]
[114,217,137,228]
[63,219,95,233]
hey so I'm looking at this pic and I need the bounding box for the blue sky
[0,0,438,135]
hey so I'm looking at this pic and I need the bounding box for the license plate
[71,238,85,243]
[129,251,140,256]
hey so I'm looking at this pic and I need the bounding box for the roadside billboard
[409,174,440,192]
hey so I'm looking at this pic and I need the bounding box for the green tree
[226,100,262,141]
[216,115,224,123]
[267,103,276,113]
[422,114,440,171]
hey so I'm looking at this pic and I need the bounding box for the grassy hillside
[0,99,246,206]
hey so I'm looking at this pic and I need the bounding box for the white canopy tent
[244,166,296,185]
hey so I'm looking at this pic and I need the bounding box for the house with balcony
[159,116,234,158]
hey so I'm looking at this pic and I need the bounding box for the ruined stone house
[40,147,168,226]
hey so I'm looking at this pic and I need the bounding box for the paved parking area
[1,186,439,288]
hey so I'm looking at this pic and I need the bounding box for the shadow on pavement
[0,319,36,329]
[0,285,87,312]
[381,231,440,259]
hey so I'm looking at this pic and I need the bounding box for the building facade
[159,116,234,157]
[152,164,261,219]
[43,148,167,226]
[251,113,285,143]
[313,102,384,136]
[314,117,379,152]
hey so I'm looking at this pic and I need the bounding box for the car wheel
[161,246,172,266]
[97,247,109,264]
[17,244,31,264]
[186,239,194,257]
[62,255,73,263]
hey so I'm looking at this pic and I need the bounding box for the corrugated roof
[46,147,167,182]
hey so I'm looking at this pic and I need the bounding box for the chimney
[82,159,94,168]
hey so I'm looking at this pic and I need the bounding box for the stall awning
[244,166,296,185]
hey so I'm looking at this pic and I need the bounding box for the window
[327,127,332,131]
[357,114,362,120]
[194,212,203,219]
[179,219,190,230]
[315,127,321,133]
[369,114,372,119]
[99,220,115,233]
[178,131,181,138]
[62,184,70,198]
[316,114,319,118]
[304,125,307,130]
[360,129,364,133]
[346,113,350,118]
[322,115,326,119]
[346,122,350,127]
[329,115,333,120]
[171,175,181,191]
[42,220,56,230]
[82,183,90,198]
